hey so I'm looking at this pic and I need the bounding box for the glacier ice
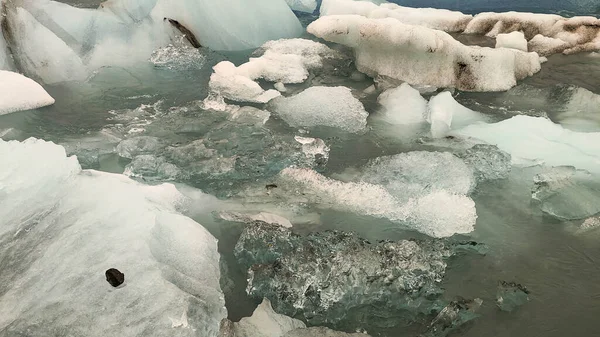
[269,86,369,133]
[307,15,542,92]
[234,221,479,330]
[0,70,55,115]
[453,115,600,174]
[427,91,487,138]
[0,138,226,337]
[532,166,600,220]
[376,83,428,125]
[285,0,318,13]
[320,0,473,32]
[495,31,528,51]
[464,12,600,55]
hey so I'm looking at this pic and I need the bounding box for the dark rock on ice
[105,268,125,287]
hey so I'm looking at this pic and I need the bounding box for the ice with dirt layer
[464,12,600,55]
[272,167,476,238]
[427,91,487,138]
[495,31,528,51]
[532,166,600,220]
[269,86,369,133]
[0,138,225,337]
[452,115,600,174]
[0,71,55,115]
[319,0,473,32]
[359,151,475,201]
[307,15,542,92]
[234,221,454,329]
[376,83,428,125]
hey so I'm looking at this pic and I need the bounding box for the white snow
[376,83,428,125]
[453,115,600,174]
[0,71,55,115]
[269,86,369,133]
[496,31,528,51]
[427,91,486,138]
[0,138,226,336]
[307,15,542,92]
[319,0,473,32]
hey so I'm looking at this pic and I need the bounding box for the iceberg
[320,0,473,32]
[453,115,600,174]
[0,70,55,115]
[307,15,542,91]
[269,86,369,133]
[0,138,226,336]
[495,31,528,51]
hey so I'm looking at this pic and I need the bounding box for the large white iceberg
[453,115,600,174]
[320,0,473,32]
[2,0,302,83]
[0,70,55,115]
[0,138,226,337]
[307,15,542,91]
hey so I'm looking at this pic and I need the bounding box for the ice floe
[0,70,55,115]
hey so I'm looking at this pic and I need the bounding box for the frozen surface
[308,15,542,91]
[234,221,454,329]
[269,86,368,133]
[376,83,428,125]
[495,31,528,51]
[453,115,600,174]
[0,70,55,115]
[0,138,226,336]
[320,0,473,32]
[532,166,600,220]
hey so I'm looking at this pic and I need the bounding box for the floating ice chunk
[285,0,318,13]
[532,166,600,220]
[149,41,206,70]
[270,86,368,133]
[464,12,600,55]
[453,115,600,174]
[0,138,226,336]
[274,82,287,92]
[222,298,306,337]
[307,15,541,92]
[295,136,330,164]
[360,151,475,201]
[320,0,473,32]
[116,136,163,159]
[495,31,528,51]
[124,154,180,180]
[581,217,600,231]
[229,106,272,126]
[278,168,476,237]
[458,144,512,182]
[376,83,428,125]
[427,91,486,138]
[209,61,281,104]
[0,71,55,115]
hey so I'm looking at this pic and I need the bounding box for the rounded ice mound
[0,71,55,115]
[269,86,368,133]
[360,151,476,200]
[376,83,428,125]
[307,15,542,92]
[0,138,226,337]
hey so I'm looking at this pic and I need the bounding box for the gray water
[3,4,600,337]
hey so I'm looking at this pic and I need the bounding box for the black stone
[105,268,125,287]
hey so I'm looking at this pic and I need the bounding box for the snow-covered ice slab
[308,15,542,91]
[0,138,226,337]
[0,71,55,115]
[269,86,369,133]
[453,115,600,174]
[320,0,473,32]
[465,12,600,55]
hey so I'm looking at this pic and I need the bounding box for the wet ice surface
[3,2,600,337]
